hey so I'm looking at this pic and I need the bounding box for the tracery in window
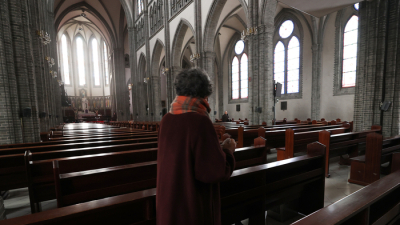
[274,20,300,95]
[231,40,248,100]
[138,0,144,15]
[287,37,300,93]
[232,57,239,99]
[342,15,359,88]
[92,39,100,86]
[61,34,70,85]
[104,42,109,85]
[354,3,359,10]
[274,42,285,94]
[76,37,86,86]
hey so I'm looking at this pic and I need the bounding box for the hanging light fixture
[190,53,200,62]
[241,27,258,40]
[37,30,51,45]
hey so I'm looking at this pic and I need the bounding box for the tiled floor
[2,154,364,224]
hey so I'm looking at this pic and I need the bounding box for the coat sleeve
[193,117,235,183]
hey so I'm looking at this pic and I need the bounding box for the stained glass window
[92,39,100,86]
[274,20,301,95]
[342,15,359,88]
[76,37,86,86]
[231,40,248,100]
[61,34,70,85]
[104,42,109,85]
[138,0,144,15]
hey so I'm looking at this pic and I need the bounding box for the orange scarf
[169,96,211,117]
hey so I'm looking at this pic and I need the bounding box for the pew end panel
[276,129,294,161]
[265,144,326,219]
[391,152,400,173]
[292,171,400,225]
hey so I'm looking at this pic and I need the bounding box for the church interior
[1,0,400,224]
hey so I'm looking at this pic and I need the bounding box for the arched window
[342,15,359,88]
[274,20,301,95]
[61,34,70,85]
[76,37,86,86]
[231,40,248,100]
[103,42,109,85]
[138,0,144,15]
[91,39,100,86]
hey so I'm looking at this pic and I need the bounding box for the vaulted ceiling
[54,0,128,48]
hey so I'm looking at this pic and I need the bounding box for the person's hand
[222,138,236,154]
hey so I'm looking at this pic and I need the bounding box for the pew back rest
[292,170,400,225]
[54,161,158,207]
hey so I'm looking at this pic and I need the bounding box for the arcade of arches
[0,0,399,142]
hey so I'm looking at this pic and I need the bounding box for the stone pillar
[354,0,400,137]
[128,27,138,120]
[0,0,24,144]
[151,76,161,121]
[201,51,216,121]
[29,0,48,132]
[144,6,153,122]
[311,43,321,120]
[113,48,129,121]
[258,23,275,125]
[163,0,172,111]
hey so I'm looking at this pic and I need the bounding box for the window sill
[333,86,355,96]
[229,98,249,104]
[278,92,302,100]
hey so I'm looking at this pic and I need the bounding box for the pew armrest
[350,155,365,162]
[276,147,285,152]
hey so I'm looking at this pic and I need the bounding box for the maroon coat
[157,112,235,225]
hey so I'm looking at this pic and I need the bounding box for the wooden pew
[292,169,400,225]
[257,124,345,151]
[276,126,350,160]
[26,138,267,213]
[0,133,158,149]
[1,142,325,225]
[0,136,158,156]
[48,130,157,141]
[0,142,158,192]
[348,133,400,185]
[319,125,381,177]
[227,124,343,148]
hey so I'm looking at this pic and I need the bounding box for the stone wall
[0,0,62,145]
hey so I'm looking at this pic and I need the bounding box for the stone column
[151,76,161,121]
[113,48,129,121]
[201,51,216,121]
[163,0,172,111]
[144,6,154,121]
[29,0,47,132]
[128,27,138,120]
[258,23,275,125]
[311,43,321,120]
[0,0,24,144]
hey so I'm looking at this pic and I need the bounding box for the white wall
[275,13,313,121]
[320,12,354,121]
[169,3,195,48]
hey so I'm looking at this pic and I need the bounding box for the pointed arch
[151,39,165,78]
[171,19,196,68]
[203,0,249,53]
